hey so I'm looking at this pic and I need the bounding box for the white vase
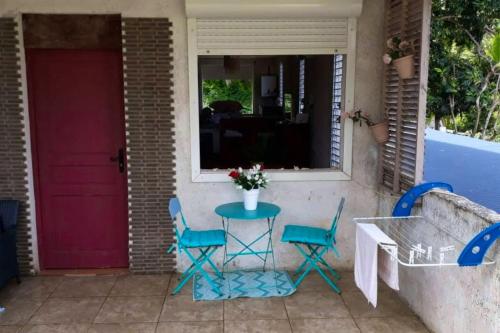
[243,188,260,210]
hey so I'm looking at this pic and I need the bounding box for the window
[187,17,357,181]
[198,55,346,171]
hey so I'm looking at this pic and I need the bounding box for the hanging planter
[369,120,389,144]
[392,55,415,79]
[383,37,415,79]
[339,110,389,144]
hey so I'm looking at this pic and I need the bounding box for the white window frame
[188,18,356,182]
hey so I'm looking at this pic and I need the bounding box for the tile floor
[0,271,430,333]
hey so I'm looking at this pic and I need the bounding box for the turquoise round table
[215,202,281,220]
[215,201,282,294]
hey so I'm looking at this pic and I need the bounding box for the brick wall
[121,18,176,273]
[0,17,33,275]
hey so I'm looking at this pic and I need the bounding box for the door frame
[19,14,129,271]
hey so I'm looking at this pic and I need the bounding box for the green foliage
[427,0,500,139]
[385,36,414,60]
[431,0,499,49]
[485,33,500,64]
[427,44,477,130]
[202,79,253,113]
[228,165,268,191]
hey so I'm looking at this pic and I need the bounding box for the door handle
[110,148,125,173]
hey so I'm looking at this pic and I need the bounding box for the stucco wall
[175,0,385,271]
[378,191,500,333]
[0,0,386,271]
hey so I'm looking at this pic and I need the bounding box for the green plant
[228,165,269,191]
[202,79,253,113]
[340,109,375,126]
[383,37,414,64]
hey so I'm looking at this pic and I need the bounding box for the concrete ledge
[429,190,500,225]
[377,187,499,333]
[398,189,500,333]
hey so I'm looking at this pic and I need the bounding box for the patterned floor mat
[193,270,296,301]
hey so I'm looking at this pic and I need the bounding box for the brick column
[121,18,176,273]
[0,17,33,275]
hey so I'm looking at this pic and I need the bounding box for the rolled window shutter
[195,19,348,54]
[380,0,430,192]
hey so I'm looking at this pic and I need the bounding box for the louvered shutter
[193,19,349,55]
[380,0,430,192]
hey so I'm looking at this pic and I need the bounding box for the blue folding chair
[166,197,226,296]
[281,197,345,294]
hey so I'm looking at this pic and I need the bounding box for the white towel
[354,223,399,307]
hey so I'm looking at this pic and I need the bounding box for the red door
[27,49,129,269]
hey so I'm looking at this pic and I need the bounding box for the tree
[480,33,500,138]
[428,0,500,139]
[427,44,476,131]
[202,79,253,113]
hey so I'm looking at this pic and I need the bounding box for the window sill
[192,169,352,182]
